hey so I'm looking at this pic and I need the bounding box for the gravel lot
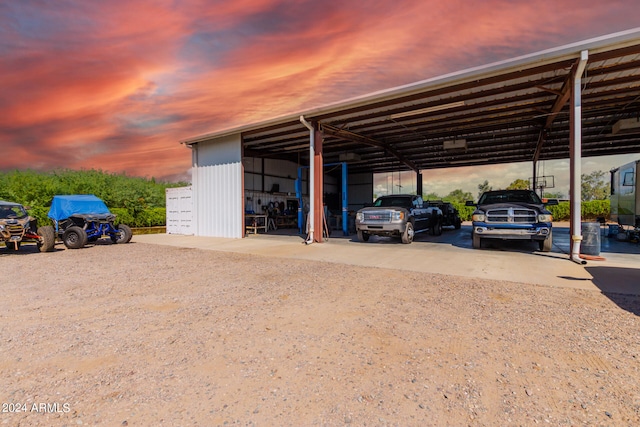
[1,241,639,426]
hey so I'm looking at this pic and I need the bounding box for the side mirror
[465,200,476,207]
[544,199,559,206]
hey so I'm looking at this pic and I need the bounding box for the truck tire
[472,232,482,249]
[401,222,414,244]
[37,226,56,252]
[356,230,370,242]
[431,218,443,236]
[62,226,87,249]
[539,230,553,252]
[454,218,462,229]
[112,224,133,244]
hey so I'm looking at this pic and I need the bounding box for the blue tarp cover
[48,195,111,221]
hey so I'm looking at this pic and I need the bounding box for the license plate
[10,236,21,241]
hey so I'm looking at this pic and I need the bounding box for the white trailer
[610,160,640,228]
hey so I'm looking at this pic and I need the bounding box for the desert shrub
[134,208,166,227]
[582,200,610,220]
[451,202,474,221]
[110,208,135,226]
[548,200,610,221]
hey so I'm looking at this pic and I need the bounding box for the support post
[417,172,423,197]
[296,167,303,235]
[532,160,537,196]
[569,50,589,264]
[342,162,349,236]
[313,127,324,242]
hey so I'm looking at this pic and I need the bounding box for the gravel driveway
[1,241,639,426]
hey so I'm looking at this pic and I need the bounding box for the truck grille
[6,224,25,237]
[363,211,392,222]
[486,208,537,223]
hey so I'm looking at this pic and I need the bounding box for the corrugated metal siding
[193,135,243,238]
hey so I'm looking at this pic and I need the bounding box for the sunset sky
[2,0,640,194]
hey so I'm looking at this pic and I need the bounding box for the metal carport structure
[182,28,640,261]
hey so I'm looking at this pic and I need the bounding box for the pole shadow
[585,266,640,316]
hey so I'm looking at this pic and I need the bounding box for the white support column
[569,50,589,264]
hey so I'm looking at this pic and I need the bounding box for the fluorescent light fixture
[443,139,467,150]
[450,158,489,165]
[389,101,465,120]
[612,118,640,135]
[282,143,310,151]
[339,153,362,162]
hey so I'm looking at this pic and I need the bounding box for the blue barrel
[581,222,601,256]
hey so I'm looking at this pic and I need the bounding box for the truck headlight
[356,212,363,222]
[538,214,552,222]
[392,211,404,221]
[472,213,485,222]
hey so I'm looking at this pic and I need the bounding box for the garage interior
[182,28,640,261]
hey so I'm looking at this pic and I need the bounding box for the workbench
[245,214,268,234]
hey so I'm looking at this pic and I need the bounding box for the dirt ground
[1,241,639,426]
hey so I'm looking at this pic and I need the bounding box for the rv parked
[610,160,640,228]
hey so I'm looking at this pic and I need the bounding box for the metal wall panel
[193,135,243,238]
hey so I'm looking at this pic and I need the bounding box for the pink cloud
[1,0,639,180]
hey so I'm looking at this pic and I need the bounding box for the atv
[48,195,133,249]
[0,200,55,252]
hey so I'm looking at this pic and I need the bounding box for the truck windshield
[0,205,27,219]
[373,197,412,208]
[479,191,542,204]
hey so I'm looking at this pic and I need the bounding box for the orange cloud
[1,0,639,181]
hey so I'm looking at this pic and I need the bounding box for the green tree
[423,192,441,201]
[506,179,530,190]
[581,170,609,201]
[0,168,188,227]
[543,191,564,199]
[477,180,492,199]
[444,189,473,204]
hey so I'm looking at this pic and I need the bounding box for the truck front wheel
[357,230,370,242]
[37,226,55,252]
[539,230,553,252]
[401,222,414,244]
[472,232,482,249]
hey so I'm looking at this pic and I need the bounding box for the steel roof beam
[321,124,419,172]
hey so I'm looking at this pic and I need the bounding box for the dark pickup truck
[466,189,557,251]
[355,194,443,244]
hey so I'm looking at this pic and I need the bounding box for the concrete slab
[134,223,640,296]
